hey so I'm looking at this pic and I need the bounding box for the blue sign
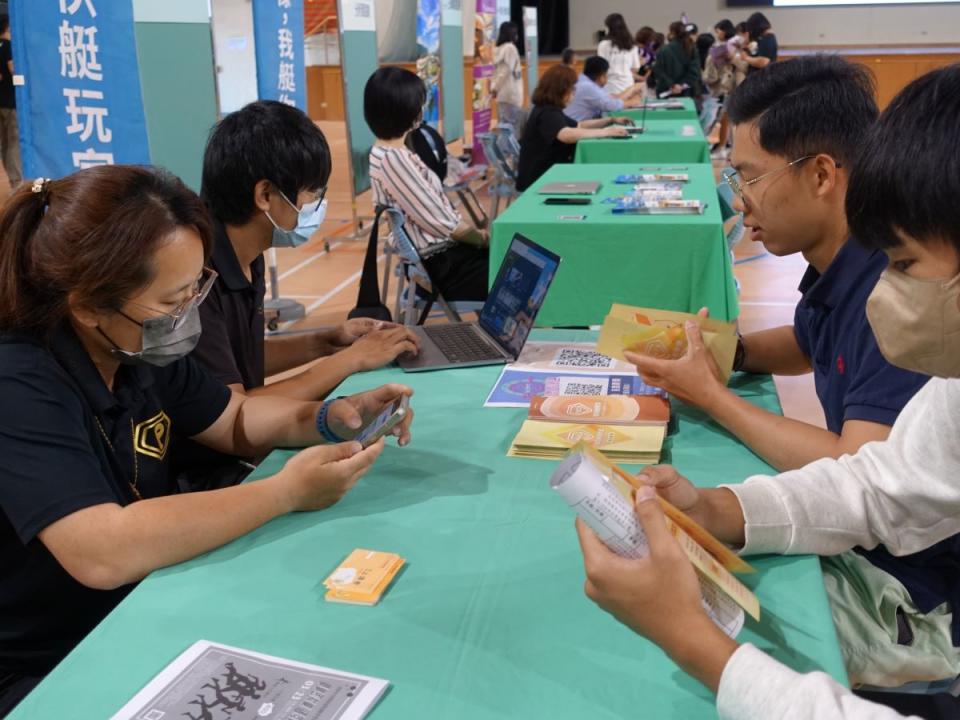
[252,0,306,110]
[9,0,150,179]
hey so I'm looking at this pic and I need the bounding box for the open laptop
[538,181,601,195]
[626,101,648,135]
[398,234,561,372]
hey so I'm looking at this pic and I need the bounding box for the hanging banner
[416,0,441,127]
[439,0,463,142]
[523,5,538,102]
[9,0,150,179]
[337,0,378,196]
[472,0,495,163]
[252,0,306,109]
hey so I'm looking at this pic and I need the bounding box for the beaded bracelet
[315,400,345,443]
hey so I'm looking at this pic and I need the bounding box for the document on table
[111,640,388,720]
[512,341,638,374]
[550,447,756,638]
[485,368,661,408]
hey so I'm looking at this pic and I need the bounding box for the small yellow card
[324,549,405,606]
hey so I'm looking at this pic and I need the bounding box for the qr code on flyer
[551,349,616,370]
[557,379,607,396]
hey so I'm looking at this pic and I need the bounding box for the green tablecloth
[575,119,710,164]
[613,98,699,122]
[12,330,846,720]
[491,163,738,326]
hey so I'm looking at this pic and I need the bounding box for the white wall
[210,0,258,114]
[568,1,960,49]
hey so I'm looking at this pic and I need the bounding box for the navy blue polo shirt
[0,325,230,676]
[793,239,929,434]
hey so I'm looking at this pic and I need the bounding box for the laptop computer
[626,101,648,135]
[397,234,561,372]
[538,181,601,195]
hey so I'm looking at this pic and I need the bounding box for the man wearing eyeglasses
[628,56,936,688]
[175,101,420,491]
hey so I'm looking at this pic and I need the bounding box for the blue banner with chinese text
[9,0,150,180]
[252,0,307,110]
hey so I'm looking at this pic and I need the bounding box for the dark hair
[497,21,519,47]
[364,66,426,140]
[532,64,578,107]
[0,15,9,35]
[848,65,960,253]
[726,55,877,169]
[0,166,213,338]
[714,19,735,40]
[668,21,695,56]
[735,22,748,35]
[746,12,772,41]
[697,33,715,70]
[561,48,576,65]
[635,26,655,47]
[653,32,665,50]
[201,100,331,226]
[583,56,610,81]
[603,13,634,51]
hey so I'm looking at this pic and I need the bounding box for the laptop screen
[479,234,561,359]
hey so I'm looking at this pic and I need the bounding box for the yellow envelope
[597,304,738,382]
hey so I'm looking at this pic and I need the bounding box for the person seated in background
[561,47,576,67]
[654,21,703,100]
[597,13,644,96]
[180,101,419,490]
[565,56,646,123]
[493,22,525,133]
[577,65,960,718]
[364,67,489,302]
[516,64,630,192]
[0,166,413,716]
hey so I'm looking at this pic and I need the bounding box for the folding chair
[381,207,484,326]
[476,131,519,220]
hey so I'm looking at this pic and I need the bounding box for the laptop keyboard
[423,324,504,363]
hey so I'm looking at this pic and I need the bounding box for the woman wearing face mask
[574,64,960,719]
[0,166,414,716]
[365,67,490,302]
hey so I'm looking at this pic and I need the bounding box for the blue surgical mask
[267,190,327,248]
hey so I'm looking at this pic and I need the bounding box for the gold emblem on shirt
[134,411,171,460]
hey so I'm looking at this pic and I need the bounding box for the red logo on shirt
[837,355,846,375]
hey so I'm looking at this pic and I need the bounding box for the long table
[12,330,846,719]
[491,163,738,326]
[613,97,699,122]
[575,118,710,164]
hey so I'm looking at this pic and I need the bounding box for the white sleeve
[718,645,918,720]
[631,47,641,71]
[722,378,960,558]
[597,40,611,60]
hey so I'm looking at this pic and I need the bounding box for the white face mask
[266,190,327,248]
[866,269,960,378]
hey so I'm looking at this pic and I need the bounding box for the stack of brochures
[323,549,405,606]
[615,173,689,184]
[612,197,704,215]
[508,394,670,463]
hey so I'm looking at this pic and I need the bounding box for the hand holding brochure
[550,444,759,638]
[597,304,738,382]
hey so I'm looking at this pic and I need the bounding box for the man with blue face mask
[573,64,960,719]
[178,101,420,490]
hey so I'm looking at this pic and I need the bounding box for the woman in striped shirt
[364,67,489,301]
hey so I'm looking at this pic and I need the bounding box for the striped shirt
[369,145,459,257]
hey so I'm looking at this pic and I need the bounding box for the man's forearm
[234,395,324,453]
[703,388,843,471]
[248,352,358,402]
[669,618,740,694]
[266,328,350,376]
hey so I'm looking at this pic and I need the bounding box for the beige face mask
[865,269,960,378]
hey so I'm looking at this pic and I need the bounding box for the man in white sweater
[575,64,960,719]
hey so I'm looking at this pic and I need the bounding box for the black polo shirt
[516,104,578,192]
[192,219,266,390]
[0,324,230,676]
[174,220,266,491]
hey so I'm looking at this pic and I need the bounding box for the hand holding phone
[354,396,411,448]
